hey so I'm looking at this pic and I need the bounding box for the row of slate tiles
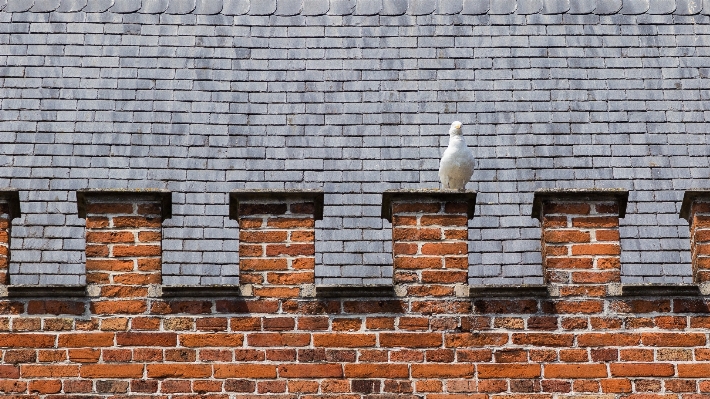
[0,0,708,16]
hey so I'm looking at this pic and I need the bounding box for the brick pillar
[681,190,710,294]
[382,189,476,297]
[230,190,323,298]
[77,189,171,314]
[532,189,628,297]
[0,189,20,286]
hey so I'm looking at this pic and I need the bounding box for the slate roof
[1,0,709,286]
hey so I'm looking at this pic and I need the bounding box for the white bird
[439,121,475,190]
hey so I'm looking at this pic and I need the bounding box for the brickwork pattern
[541,201,622,297]
[1,294,710,397]
[1,7,709,285]
[391,200,469,297]
[237,199,317,298]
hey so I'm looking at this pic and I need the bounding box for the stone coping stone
[76,189,172,220]
[621,284,701,297]
[680,189,710,221]
[161,285,246,297]
[381,189,477,222]
[316,285,395,297]
[7,285,86,298]
[469,284,550,297]
[229,189,325,220]
[531,188,629,220]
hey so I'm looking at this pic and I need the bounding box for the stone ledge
[469,285,549,297]
[621,284,701,297]
[6,285,86,298]
[381,189,477,222]
[0,188,21,220]
[316,285,395,298]
[531,188,629,220]
[161,285,251,298]
[680,189,710,221]
[76,189,172,220]
[229,189,325,220]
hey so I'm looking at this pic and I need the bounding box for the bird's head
[449,121,463,136]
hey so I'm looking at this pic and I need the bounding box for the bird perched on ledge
[439,121,475,191]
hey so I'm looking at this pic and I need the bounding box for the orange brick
[146,364,212,378]
[240,230,288,243]
[21,365,80,378]
[279,363,343,378]
[266,217,314,228]
[678,363,710,377]
[313,334,376,348]
[545,257,593,269]
[420,215,468,226]
[572,216,619,228]
[58,333,115,348]
[86,231,135,243]
[571,244,621,256]
[265,244,314,256]
[641,332,706,347]
[601,378,632,393]
[393,227,442,241]
[609,363,675,377]
[344,363,409,378]
[544,230,591,243]
[239,258,288,271]
[214,364,276,378]
[113,216,161,228]
[512,333,574,347]
[29,379,61,394]
[412,364,475,378]
[179,333,244,347]
[0,334,56,348]
[380,333,442,348]
[394,256,443,269]
[80,364,143,378]
[477,364,540,379]
[544,364,607,378]
[421,242,468,255]
[112,244,161,257]
[253,286,300,298]
[116,332,176,346]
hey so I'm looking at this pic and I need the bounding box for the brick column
[230,189,323,298]
[0,189,20,286]
[681,190,710,294]
[77,189,171,314]
[382,189,476,297]
[532,189,628,297]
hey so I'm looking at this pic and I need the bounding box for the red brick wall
[0,189,709,398]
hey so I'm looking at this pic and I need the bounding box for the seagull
[439,121,475,191]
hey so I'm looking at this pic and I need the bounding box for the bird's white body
[439,121,475,190]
